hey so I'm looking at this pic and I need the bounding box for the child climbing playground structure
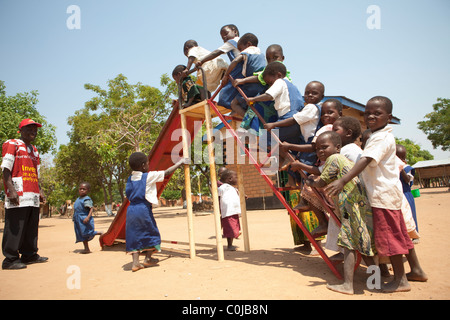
[99,68,351,280]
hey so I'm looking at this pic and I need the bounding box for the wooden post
[232,120,250,252]
[180,113,196,259]
[204,103,224,261]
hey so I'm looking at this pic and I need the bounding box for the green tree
[55,74,177,205]
[395,138,434,166]
[0,80,57,154]
[417,98,450,151]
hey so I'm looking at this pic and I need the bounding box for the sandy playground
[0,187,449,300]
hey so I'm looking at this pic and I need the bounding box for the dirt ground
[0,187,449,300]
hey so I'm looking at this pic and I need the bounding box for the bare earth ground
[0,187,449,300]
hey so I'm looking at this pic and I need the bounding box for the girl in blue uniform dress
[219,33,267,115]
[73,182,102,253]
[125,152,187,272]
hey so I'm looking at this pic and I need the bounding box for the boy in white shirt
[183,40,228,93]
[325,96,427,293]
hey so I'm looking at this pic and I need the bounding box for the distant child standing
[73,182,102,254]
[396,144,419,238]
[218,169,241,251]
[306,131,375,295]
[325,96,428,292]
[126,152,187,272]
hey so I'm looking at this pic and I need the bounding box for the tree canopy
[0,80,57,154]
[53,73,177,205]
[395,138,434,166]
[417,97,450,151]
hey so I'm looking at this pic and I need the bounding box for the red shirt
[1,139,40,209]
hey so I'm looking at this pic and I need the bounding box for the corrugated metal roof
[412,158,450,168]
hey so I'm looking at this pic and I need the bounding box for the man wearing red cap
[1,119,48,269]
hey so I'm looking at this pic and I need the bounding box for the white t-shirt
[340,143,362,163]
[360,126,403,210]
[187,46,228,91]
[130,171,165,205]
[188,46,210,60]
[218,183,241,218]
[265,78,291,117]
[292,103,320,141]
[218,37,240,57]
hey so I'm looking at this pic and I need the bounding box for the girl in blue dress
[220,33,267,115]
[126,152,187,272]
[73,182,102,254]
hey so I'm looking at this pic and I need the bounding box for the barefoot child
[125,152,188,272]
[306,131,376,295]
[73,182,102,254]
[325,96,428,292]
[218,169,241,251]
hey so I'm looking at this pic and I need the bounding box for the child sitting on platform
[234,44,289,138]
[183,40,228,93]
[306,131,376,295]
[218,169,241,251]
[197,24,240,68]
[220,33,267,116]
[325,96,428,292]
[232,44,292,87]
[172,65,208,108]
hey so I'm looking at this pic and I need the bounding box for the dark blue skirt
[73,213,96,243]
[125,201,161,253]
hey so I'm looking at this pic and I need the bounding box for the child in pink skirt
[218,169,241,251]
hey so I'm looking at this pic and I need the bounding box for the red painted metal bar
[206,99,343,280]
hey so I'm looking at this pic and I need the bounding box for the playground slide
[99,104,201,247]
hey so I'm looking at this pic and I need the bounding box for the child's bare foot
[406,270,428,282]
[143,257,159,268]
[132,264,144,272]
[381,277,411,293]
[294,242,312,253]
[80,249,91,254]
[227,245,237,251]
[326,283,354,295]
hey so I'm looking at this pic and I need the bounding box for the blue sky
[1,0,449,160]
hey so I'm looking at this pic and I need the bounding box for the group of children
[73,24,428,294]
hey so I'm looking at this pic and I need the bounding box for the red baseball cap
[19,119,42,129]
